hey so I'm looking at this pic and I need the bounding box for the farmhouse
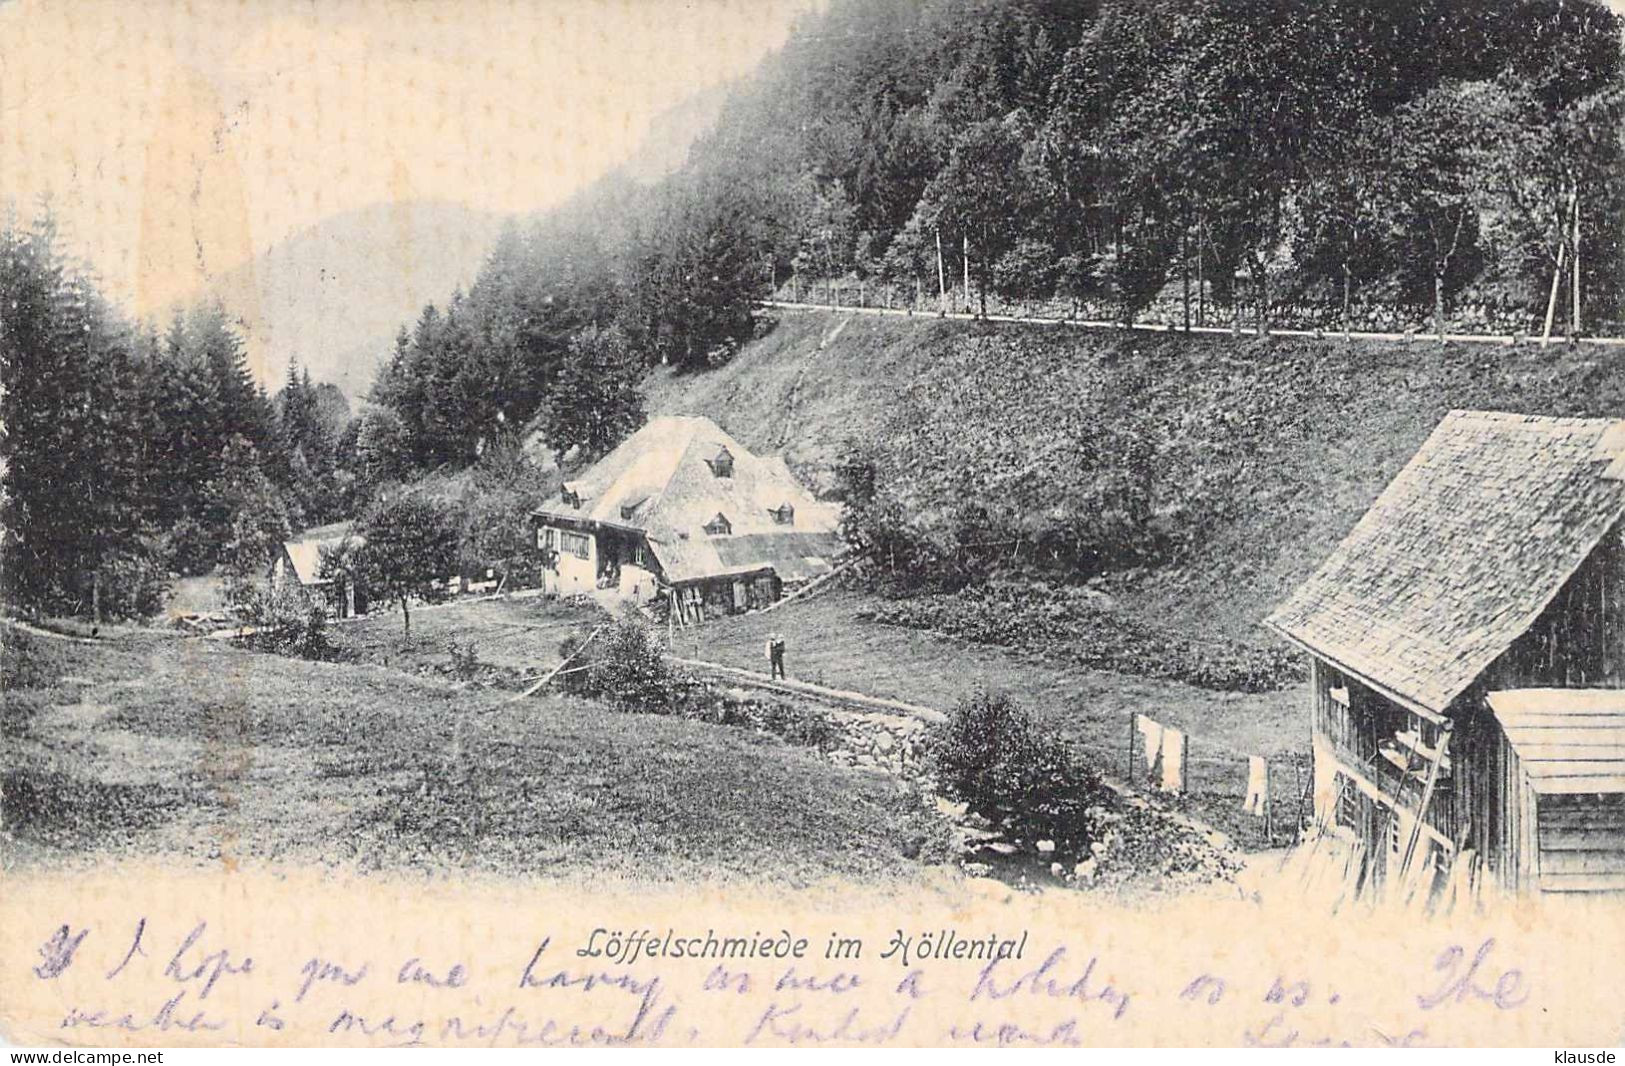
[532,416,845,622]
[270,521,367,618]
[1267,410,1625,897]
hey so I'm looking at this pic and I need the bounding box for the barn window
[703,513,732,536]
[706,446,734,479]
[1335,774,1360,832]
[769,503,795,525]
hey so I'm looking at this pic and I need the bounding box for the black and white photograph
[2,0,1624,1050]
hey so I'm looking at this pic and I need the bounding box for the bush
[927,689,1107,855]
[447,640,481,682]
[98,541,172,620]
[564,612,699,714]
[237,580,334,661]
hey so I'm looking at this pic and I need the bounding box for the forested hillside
[9,0,1624,624]
[367,0,1625,480]
[646,309,1625,643]
[0,213,358,618]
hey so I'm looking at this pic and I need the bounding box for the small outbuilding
[270,521,367,619]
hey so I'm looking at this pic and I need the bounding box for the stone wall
[823,706,930,779]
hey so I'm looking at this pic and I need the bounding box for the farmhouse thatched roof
[1266,410,1625,715]
[533,416,844,585]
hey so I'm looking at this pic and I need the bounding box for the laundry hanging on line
[1160,726,1187,794]
[1136,713,1164,773]
[1243,755,1269,816]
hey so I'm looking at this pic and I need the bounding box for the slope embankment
[645,307,1625,644]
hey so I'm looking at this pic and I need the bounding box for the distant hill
[614,81,730,184]
[196,200,508,400]
[194,79,733,402]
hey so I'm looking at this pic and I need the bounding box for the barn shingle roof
[1266,410,1625,714]
[1486,689,1625,795]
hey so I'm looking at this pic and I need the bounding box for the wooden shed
[1267,410,1625,898]
[1485,689,1625,894]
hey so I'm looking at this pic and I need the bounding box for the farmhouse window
[537,526,559,551]
[703,513,732,536]
[560,531,591,560]
[707,447,734,479]
[769,503,795,525]
[633,543,646,567]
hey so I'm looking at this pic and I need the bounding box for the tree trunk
[1542,240,1566,346]
[1231,271,1242,337]
[401,595,412,639]
[1196,219,1205,327]
[935,229,947,315]
[962,234,971,316]
[92,569,101,628]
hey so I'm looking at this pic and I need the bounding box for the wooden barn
[532,416,845,622]
[1267,410,1625,897]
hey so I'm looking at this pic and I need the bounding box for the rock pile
[822,708,929,778]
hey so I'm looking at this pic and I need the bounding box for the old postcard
[3,0,1624,1050]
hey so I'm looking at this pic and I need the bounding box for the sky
[1,0,819,331]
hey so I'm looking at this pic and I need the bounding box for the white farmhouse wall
[542,523,598,596]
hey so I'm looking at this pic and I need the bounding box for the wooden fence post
[1126,713,1136,781]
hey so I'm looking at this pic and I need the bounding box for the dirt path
[776,313,854,447]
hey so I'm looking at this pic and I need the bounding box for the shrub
[565,612,698,714]
[447,640,482,682]
[98,540,173,620]
[237,581,334,661]
[927,689,1107,855]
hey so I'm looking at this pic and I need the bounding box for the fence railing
[764,282,1625,348]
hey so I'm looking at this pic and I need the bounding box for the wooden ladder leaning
[1397,720,1455,884]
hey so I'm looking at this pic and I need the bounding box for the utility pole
[935,228,947,315]
[962,234,971,317]
[1573,187,1582,338]
[1181,226,1191,332]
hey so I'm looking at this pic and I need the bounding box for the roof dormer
[703,513,732,536]
[705,445,734,479]
[769,502,795,525]
[561,484,583,509]
[620,495,648,522]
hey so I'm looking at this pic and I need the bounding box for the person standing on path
[767,632,787,679]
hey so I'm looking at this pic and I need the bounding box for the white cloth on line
[1136,714,1163,773]
[1243,755,1269,816]
[1160,726,1186,793]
